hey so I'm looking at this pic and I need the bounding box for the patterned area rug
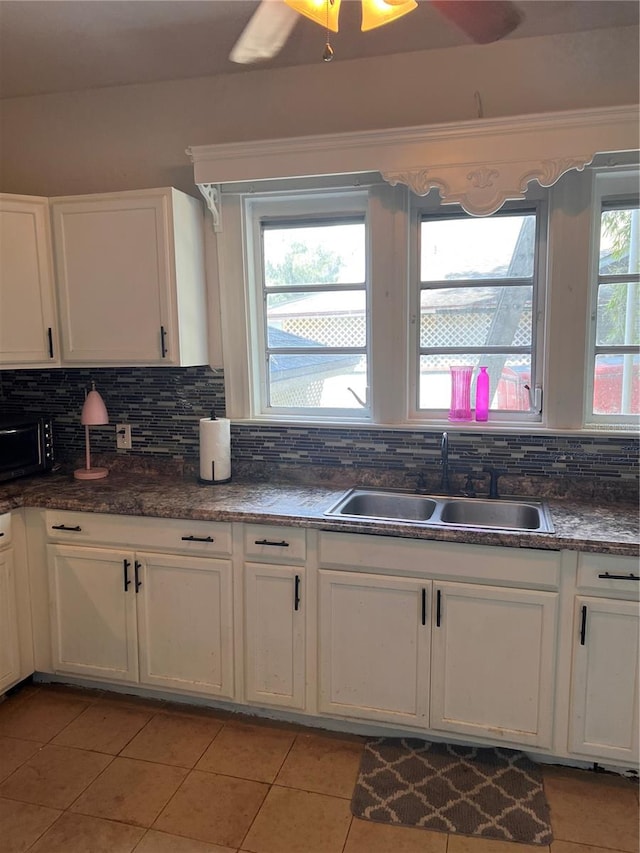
[352,738,553,845]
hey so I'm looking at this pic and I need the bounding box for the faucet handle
[415,472,429,494]
[462,471,486,498]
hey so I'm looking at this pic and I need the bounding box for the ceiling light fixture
[284,0,418,34]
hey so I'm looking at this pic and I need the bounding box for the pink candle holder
[449,365,473,421]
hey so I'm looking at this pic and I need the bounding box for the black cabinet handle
[580,604,587,645]
[436,589,442,627]
[134,561,142,592]
[598,572,640,581]
[421,588,427,626]
[160,325,167,358]
[52,524,82,532]
[254,539,290,547]
[181,535,214,542]
[294,574,301,611]
[47,327,54,359]
[123,559,131,591]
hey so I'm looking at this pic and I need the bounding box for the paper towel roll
[199,417,231,483]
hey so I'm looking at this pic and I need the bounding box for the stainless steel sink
[438,498,553,532]
[326,489,438,522]
[324,488,554,533]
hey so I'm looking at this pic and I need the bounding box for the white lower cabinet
[0,546,21,693]
[244,563,305,710]
[243,525,307,711]
[136,552,233,696]
[318,570,431,725]
[569,596,639,762]
[47,543,234,698]
[430,582,558,748]
[567,553,640,764]
[48,545,137,682]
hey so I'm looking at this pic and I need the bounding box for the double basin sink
[324,488,554,533]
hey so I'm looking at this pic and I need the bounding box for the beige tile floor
[0,683,638,853]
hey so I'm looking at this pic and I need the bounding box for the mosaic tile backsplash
[0,367,638,489]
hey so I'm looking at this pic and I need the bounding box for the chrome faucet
[440,431,450,493]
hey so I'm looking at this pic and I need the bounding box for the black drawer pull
[580,604,587,645]
[123,559,131,591]
[47,327,54,359]
[421,588,427,626]
[598,572,640,581]
[254,539,290,547]
[294,574,301,611]
[436,589,442,627]
[52,524,82,532]
[181,535,214,542]
[134,561,142,592]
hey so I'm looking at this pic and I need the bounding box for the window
[218,161,638,433]
[586,170,640,426]
[245,192,369,418]
[410,203,544,422]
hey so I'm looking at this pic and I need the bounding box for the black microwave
[0,414,54,482]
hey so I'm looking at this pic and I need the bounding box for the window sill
[230,416,638,438]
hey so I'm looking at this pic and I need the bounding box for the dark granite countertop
[1,471,638,557]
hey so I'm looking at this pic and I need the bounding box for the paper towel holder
[197,460,232,486]
[198,409,232,485]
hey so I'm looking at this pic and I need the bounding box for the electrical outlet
[116,424,132,450]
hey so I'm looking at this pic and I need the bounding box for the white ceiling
[0,0,637,100]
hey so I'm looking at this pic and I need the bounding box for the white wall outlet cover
[116,423,132,449]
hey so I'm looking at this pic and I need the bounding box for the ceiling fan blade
[430,0,523,44]
[230,1,299,64]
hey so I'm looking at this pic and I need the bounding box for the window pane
[596,282,640,346]
[263,222,365,286]
[420,286,532,348]
[592,354,639,415]
[267,290,366,348]
[420,214,535,281]
[268,354,367,409]
[418,354,532,412]
[599,208,640,274]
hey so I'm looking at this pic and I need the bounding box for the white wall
[0,26,637,197]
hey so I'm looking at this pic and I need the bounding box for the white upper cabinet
[51,187,208,366]
[0,194,59,366]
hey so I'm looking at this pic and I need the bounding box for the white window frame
[243,189,371,421]
[406,193,548,424]
[213,159,639,436]
[584,167,640,428]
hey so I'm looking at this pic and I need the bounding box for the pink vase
[449,366,473,421]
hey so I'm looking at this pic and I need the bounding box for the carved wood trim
[188,106,639,215]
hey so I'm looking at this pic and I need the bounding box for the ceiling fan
[230,0,524,65]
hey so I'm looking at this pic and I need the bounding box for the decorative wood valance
[187,106,638,219]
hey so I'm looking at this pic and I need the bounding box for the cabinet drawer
[243,524,306,564]
[45,511,232,556]
[318,531,560,589]
[577,553,640,598]
[0,513,11,548]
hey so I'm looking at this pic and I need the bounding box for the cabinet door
[136,553,234,698]
[569,596,639,763]
[0,548,20,693]
[430,582,558,748]
[52,194,173,364]
[48,544,138,682]
[0,195,58,365]
[318,570,430,725]
[245,563,305,710]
